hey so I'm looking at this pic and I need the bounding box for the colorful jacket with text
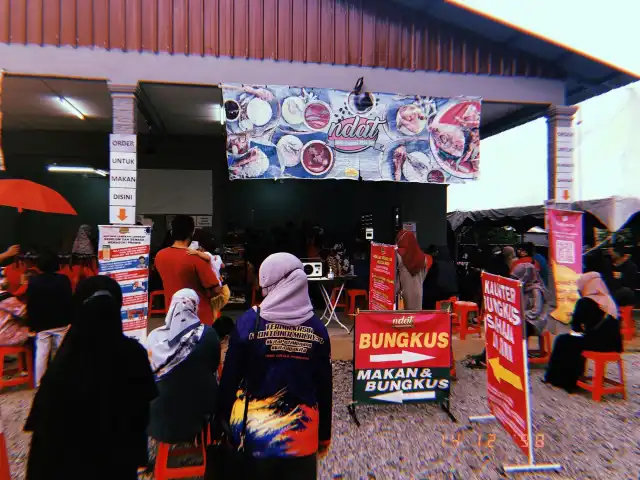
[218,309,332,458]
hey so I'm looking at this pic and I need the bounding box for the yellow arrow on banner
[488,357,523,391]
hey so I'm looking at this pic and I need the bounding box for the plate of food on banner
[428,99,481,180]
[278,88,334,134]
[223,85,281,137]
[384,96,437,140]
[379,139,452,184]
[271,130,335,178]
[227,140,280,180]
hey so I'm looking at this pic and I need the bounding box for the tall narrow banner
[98,225,151,343]
[482,272,532,457]
[354,311,451,404]
[369,242,396,310]
[221,84,481,184]
[547,209,583,324]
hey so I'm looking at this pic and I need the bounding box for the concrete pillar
[546,105,578,205]
[108,84,138,224]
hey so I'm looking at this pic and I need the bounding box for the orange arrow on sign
[117,208,128,221]
[562,189,570,201]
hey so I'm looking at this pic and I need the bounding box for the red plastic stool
[0,345,34,391]
[528,331,552,365]
[577,351,626,402]
[330,287,348,311]
[347,289,368,315]
[435,296,458,312]
[154,432,207,479]
[149,290,167,316]
[619,306,635,343]
[452,301,481,340]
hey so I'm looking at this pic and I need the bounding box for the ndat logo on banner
[353,311,451,404]
[481,272,532,456]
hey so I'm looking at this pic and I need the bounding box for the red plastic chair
[528,331,552,365]
[619,306,635,343]
[435,296,458,312]
[149,290,167,316]
[154,431,207,479]
[347,289,368,315]
[577,351,626,402]
[452,301,482,340]
[0,345,34,391]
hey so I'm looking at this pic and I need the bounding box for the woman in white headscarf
[544,272,622,392]
[146,289,220,444]
[216,252,332,480]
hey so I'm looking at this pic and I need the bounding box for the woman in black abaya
[544,272,622,393]
[25,276,157,480]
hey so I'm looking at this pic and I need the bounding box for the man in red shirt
[154,215,221,325]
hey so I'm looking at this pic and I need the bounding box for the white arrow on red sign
[369,350,435,364]
[371,390,436,404]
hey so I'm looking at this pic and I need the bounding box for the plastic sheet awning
[448,196,640,232]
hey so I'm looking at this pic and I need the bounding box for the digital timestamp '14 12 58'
[442,433,546,450]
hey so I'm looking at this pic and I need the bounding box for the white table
[308,276,355,332]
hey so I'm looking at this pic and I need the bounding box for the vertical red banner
[547,209,583,325]
[482,272,532,457]
[369,242,396,310]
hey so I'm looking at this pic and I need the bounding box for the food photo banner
[222,84,481,183]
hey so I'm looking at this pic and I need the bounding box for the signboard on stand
[353,310,451,404]
[369,242,396,310]
[98,225,151,343]
[472,272,561,473]
[547,209,583,325]
[109,134,137,224]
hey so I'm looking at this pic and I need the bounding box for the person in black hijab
[24,276,158,480]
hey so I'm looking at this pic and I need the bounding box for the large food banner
[221,84,481,183]
[369,242,397,310]
[481,272,532,457]
[354,311,451,404]
[547,209,583,324]
[98,225,151,343]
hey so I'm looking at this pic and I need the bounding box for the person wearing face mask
[216,252,332,479]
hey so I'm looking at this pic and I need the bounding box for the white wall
[137,169,213,215]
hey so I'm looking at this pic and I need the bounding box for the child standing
[188,241,230,321]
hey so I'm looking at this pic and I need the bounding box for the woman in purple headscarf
[216,252,332,479]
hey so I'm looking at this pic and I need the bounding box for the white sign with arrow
[371,390,436,404]
[370,351,435,364]
[110,205,136,225]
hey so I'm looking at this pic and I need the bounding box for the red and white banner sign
[547,208,583,325]
[482,272,532,457]
[369,242,396,310]
[354,310,451,403]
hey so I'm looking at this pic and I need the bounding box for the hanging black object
[351,77,374,114]
[353,77,364,95]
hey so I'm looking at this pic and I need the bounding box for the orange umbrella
[0,179,77,215]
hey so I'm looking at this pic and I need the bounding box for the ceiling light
[56,97,85,120]
[48,165,105,176]
[212,104,225,124]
